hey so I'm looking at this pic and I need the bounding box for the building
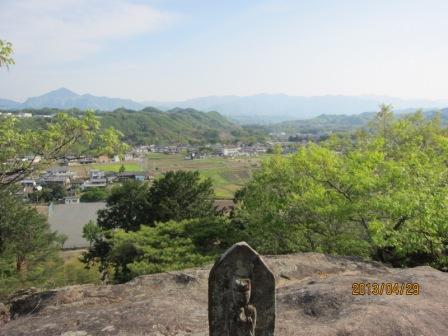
[64,196,80,204]
[17,112,32,118]
[221,147,241,157]
[89,170,105,180]
[46,167,76,178]
[43,175,71,188]
[20,179,37,194]
[117,171,147,181]
[82,170,108,189]
[47,202,106,248]
[79,157,96,164]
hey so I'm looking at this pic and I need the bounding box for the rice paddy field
[143,153,263,199]
[69,153,270,199]
[87,153,264,199]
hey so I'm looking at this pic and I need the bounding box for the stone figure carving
[233,278,256,336]
[209,242,275,336]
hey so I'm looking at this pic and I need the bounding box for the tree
[82,220,102,248]
[0,111,128,190]
[97,181,151,232]
[82,170,218,281]
[80,188,109,202]
[0,40,129,295]
[147,170,215,223]
[94,170,215,232]
[0,39,15,69]
[119,164,126,173]
[233,109,448,270]
[101,219,221,282]
[0,191,62,274]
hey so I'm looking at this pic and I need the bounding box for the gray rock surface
[1,253,448,336]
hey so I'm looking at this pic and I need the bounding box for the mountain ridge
[3,88,448,123]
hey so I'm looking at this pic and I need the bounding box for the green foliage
[269,112,374,135]
[0,110,127,190]
[147,170,215,223]
[80,188,109,202]
[95,171,215,232]
[97,181,151,231]
[29,184,67,203]
[0,39,15,69]
[0,191,65,297]
[99,108,238,145]
[234,109,448,270]
[83,220,102,246]
[0,250,101,299]
[3,107,270,145]
[83,171,219,281]
[108,220,226,282]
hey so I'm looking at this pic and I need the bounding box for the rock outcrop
[1,253,448,336]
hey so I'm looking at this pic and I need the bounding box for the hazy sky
[1,0,448,102]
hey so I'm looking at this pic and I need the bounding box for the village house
[221,147,241,157]
[82,170,107,189]
[117,171,147,182]
[20,179,37,194]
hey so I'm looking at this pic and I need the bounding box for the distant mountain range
[2,88,448,123]
[0,88,142,111]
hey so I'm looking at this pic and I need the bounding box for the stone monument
[208,242,275,336]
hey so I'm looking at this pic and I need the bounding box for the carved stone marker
[209,242,275,336]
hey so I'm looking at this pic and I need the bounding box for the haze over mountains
[2,88,448,123]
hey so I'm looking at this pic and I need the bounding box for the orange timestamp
[352,282,420,295]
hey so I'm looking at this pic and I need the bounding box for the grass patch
[92,162,142,172]
[143,154,264,199]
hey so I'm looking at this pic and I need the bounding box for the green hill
[99,107,239,144]
[269,112,375,135]
[7,107,267,145]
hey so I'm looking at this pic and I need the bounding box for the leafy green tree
[0,111,128,190]
[0,39,15,69]
[97,181,151,231]
[119,164,126,173]
[147,171,215,223]
[82,220,102,248]
[28,185,67,203]
[80,188,109,202]
[105,219,218,282]
[83,171,218,281]
[234,109,448,270]
[0,191,63,294]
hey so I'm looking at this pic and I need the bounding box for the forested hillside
[6,107,268,145]
[269,108,448,135]
[99,107,237,144]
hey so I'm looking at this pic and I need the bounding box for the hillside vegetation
[8,107,267,145]
[269,108,448,135]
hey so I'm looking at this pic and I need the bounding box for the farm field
[92,162,143,172]
[71,153,266,199]
[143,153,262,199]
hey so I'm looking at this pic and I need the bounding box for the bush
[80,188,109,202]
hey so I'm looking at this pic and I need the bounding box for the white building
[222,147,241,157]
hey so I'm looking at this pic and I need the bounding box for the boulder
[1,253,447,336]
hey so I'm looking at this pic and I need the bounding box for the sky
[1,0,448,102]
